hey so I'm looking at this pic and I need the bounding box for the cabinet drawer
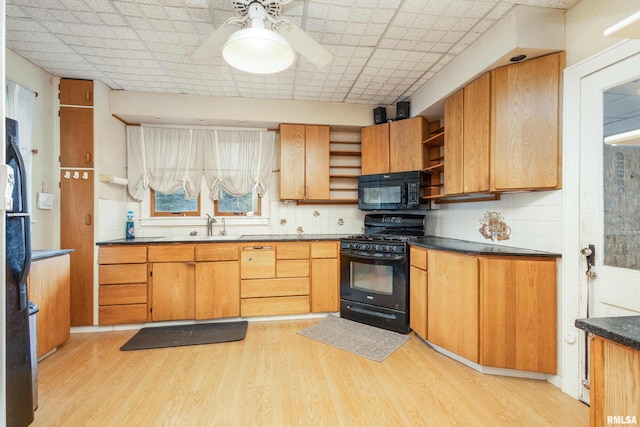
[240,249,275,279]
[277,242,310,259]
[277,259,309,278]
[241,277,310,298]
[240,296,309,317]
[148,245,194,262]
[98,245,147,264]
[99,264,147,285]
[99,304,147,325]
[99,284,147,305]
[410,246,428,270]
[195,244,239,261]
[311,241,338,258]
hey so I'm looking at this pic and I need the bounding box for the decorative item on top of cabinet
[491,52,564,191]
[361,116,430,174]
[98,245,148,325]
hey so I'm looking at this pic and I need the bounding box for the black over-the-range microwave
[357,171,429,211]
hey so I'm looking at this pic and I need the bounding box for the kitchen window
[214,187,261,216]
[151,188,200,217]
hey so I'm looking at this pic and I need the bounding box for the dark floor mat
[120,321,248,351]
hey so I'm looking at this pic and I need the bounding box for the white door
[578,50,640,404]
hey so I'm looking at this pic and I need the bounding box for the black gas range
[339,213,426,333]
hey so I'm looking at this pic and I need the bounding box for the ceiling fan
[192,0,334,74]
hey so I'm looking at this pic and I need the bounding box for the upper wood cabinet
[491,52,563,191]
[280,124,330,200]
[59,78,93,106]
[59,78,94,168]
[361,117,429,174]
[444,73,491,195]
[361,123,390,175]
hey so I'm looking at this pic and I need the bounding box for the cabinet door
[195,261,240,320]
[361,123,390,175]
[492,53,562,190]
[463,73,491,193]
[28,255,71,358]
[481,257,557,373]
[389,117,427,173]
[409,265,427,339]
[60,169,94,326]
[311,258,338,312]
[151,262,195,321]
[428,250,479,362]
[444,89,464,195]
[280,124,306,200]
[304,125,330,200]
[60,107,94,168]
[59,78,93,106]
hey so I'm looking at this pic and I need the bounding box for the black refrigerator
[5,117,34,426]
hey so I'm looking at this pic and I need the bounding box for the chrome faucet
[206,214,217,236]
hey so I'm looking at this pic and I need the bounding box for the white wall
[564,0,639,67]
[5,49,58,250]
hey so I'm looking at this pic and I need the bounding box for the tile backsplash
[427,190,563,253]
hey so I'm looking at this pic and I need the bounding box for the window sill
[139,216,269,227]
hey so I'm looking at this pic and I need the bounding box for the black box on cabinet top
[396,101,410,120]
[373,107,387,124]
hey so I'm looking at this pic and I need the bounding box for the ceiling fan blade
[191,20,242,62]
[275,21,333,68]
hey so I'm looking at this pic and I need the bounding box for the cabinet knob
[247,257,253,262]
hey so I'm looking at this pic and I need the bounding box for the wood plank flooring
[31,318,589,426]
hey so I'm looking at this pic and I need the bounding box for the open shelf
[423,130,444,147]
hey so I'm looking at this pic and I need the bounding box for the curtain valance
[126,126,275,202]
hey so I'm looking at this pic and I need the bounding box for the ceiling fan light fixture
[223,27,295,74]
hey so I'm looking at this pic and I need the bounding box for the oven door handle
[341,249,406,262]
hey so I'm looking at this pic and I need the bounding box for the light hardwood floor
[32,318,589,426]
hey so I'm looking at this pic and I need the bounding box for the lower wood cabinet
[310,241,339,313]
[418,248,557,374]
[98,240,340,325]
[409,246,428,339]
[195,243,240,320]
[98,245,148,325]
[427,250,479,363]
[28,254,71,358]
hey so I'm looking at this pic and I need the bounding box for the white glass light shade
[223,28,295,74]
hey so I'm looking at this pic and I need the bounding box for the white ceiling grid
[5,0,579,106]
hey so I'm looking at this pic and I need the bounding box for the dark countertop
[410,236,561,257]
[32,249,74,260]
[575,316,640,352]
[96,234,349,245]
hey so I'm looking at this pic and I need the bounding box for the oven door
[340,249,408,311]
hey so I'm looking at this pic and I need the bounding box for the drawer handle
[243,246,272,250]
[247,257,253,262]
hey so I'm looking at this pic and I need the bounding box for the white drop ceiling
[5,0,579,108]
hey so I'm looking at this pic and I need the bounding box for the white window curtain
[5,79,36,175]
[126,126,274,202]
[201,130,275,198]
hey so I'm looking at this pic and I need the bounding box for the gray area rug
[120,321,247,351]
[297,315,409,362]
